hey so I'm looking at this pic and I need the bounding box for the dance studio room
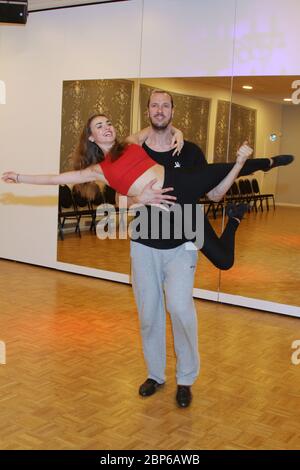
[0,0,300,453]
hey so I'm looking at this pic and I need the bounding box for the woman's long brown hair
[72,114,128,199]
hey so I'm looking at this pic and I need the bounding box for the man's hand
[135,179,177,206]
[236,141,253,166]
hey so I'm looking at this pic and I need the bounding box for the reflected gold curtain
[214,100,256,162]
[60,79,133,171]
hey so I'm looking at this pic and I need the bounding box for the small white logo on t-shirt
[174,161,181,168]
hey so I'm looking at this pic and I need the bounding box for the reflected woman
[2,113,294,270]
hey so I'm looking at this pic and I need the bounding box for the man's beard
[149,115,172,131]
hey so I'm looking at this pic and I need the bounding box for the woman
[2,114,293,201]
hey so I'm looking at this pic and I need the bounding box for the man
[123,90,251,408]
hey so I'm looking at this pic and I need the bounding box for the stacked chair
[199,177,275,220]
[58,183,119,239]
[58,185,81,240]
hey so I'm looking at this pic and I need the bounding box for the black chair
[226,181,244,204]
[103,185,117,206]
[243,178,258,212]
[199,181,243,219]
[72,186,94,230]
[251,178,275,211]
[58,185,81,240]
[238,179,251,206]
[239,179,257,212]
[89,185,105,233]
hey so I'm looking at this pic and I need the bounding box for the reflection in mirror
[138,78,234,293]
[57,79,134,274]
[57,77,235,294]
[219,76,300,306]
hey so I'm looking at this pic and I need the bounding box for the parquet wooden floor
[57,206,300,306]
[1,259,300,450]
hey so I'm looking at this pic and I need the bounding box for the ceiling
[180,76,300,105]
[28,0,128,12]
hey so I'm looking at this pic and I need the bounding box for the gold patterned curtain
[140,85,210,154]
[60,79,134,171]
[214,100,256,163]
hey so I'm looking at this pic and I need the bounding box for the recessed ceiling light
[283,98,292,102]
[242,85,253,90]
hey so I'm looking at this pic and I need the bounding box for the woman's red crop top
[100,144,156,194]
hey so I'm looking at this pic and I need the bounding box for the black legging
[163,158,270,205]
[201,216,239,270]
[163,158,271,270]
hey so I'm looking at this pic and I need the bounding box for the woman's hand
[171,127,184,156]
[236,141,253,166]
[2,171,18,183]
[134,179,177,206]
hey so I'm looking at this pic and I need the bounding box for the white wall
[233,0,300,75]
[0,0,145,268]
[0,0,237,268]
[1,0,300,276]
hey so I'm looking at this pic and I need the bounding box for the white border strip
[5,257,298,317]
[56,261,130,284]
[193,287,219,302]
[276,203,300,208]
[217,291,300,317]
[54,264,300,317]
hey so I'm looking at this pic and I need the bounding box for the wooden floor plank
[0,258,300,449]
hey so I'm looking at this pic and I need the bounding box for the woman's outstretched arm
[2,164,104,186]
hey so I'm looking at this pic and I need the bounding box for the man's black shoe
[176,385,192,408]
[139,378,164,397]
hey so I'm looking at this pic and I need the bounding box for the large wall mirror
[56,74,300,314]
[54,0,299,315]
[56,76,234,297]
[219,75,300,310]
[56,78,134,276]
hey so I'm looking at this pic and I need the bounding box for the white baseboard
[217,292,300,317]
[192,288,300,316]
[56,261,130,284]
[275,202,300,208]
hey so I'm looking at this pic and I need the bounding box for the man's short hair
[147,89,174,108]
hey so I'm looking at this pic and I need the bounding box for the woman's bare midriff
[96,163,165,196]
[126,164,165,196]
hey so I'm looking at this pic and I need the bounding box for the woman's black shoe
[266,154,294,171]
[226,203,249,221]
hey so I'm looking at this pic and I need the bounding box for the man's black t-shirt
[131,141,208,249]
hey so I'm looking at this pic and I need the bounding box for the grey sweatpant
[130,241,200,386]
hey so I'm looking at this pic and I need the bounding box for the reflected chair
[72,186,94,230]
[251,178,275,211]
[237,179,256,213]
[89,185,105,233]
[103,185,117,206]
[58,185,81,240]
